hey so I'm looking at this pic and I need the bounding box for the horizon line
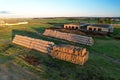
[0,16,120,19]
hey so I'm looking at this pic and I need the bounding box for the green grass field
[0,18,120,80]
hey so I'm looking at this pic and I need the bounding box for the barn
[64,23,113,33]
[87,24,113,33]
[64,23,88,30]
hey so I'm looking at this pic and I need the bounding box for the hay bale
[12,35,32,48]
[52,44,87,56]
[12,35,54,54]
[50,44,89,65]
[81,48,86,56]
[65,53,72,62]
[43,29,94,46]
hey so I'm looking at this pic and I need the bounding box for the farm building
[64,23,89,30]
[64,23,113,33]
[87,24,113,33]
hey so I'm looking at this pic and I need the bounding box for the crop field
[0,18,120,80]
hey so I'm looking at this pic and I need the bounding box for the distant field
[0,18,120,80]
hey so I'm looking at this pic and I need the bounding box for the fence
[43,29,94,46]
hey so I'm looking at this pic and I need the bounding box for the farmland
[0,18,120,80]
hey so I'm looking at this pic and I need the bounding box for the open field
[0,18,120,80]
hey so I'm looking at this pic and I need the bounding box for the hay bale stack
[12,35,54,53]
[50,44,89,65]
[12,35,89,65]
[43,29,94,46]
[12,35,34,48]
[32,39,54,53]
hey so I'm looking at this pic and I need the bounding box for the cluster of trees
[66,17,113,24]
[97,18,112,24]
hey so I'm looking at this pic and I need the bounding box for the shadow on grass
[113,28,120,36]
[109,28,120,40]
[12,29,42,40]
[31,27,46,34]
[0,54,13,64]
[41,56,106,80]
[48,22,64,27]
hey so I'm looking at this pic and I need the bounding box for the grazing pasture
[0,18,120,80]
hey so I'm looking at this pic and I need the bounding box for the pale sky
[0,0,120,18]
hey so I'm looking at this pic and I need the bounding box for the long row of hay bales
[43,29,94,46]
[12,35,89,65]
[12,35,54,53]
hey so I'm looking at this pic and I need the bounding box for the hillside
[0,18,120,80]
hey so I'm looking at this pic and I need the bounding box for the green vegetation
[0,18,120,80]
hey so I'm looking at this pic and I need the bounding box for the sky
[0,0,120,18]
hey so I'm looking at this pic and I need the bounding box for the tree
[98,18,104,24]
[107,18,112,24]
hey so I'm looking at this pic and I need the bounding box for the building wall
[64,24,80,29]
[64,24,113,33]
[87,26,109,32]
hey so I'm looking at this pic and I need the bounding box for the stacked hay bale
[12,35,34,48]
[50,44,89,65]
[12,35,54,53]
[12,35,89,65]
[31,39,54,53]
[43,29,94,46]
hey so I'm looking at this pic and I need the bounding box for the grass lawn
[0,18,120,80]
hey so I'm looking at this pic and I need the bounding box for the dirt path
[0,61,42,80]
